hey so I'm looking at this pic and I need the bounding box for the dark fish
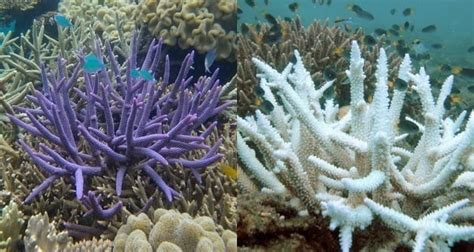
[364,35,377,45]
[289,2,299,12]
[460,67,474,78]
[240,23,250,35]
[452,86,461,94]
[399,118,419,134]
[439,64,451,72]
[403,8,414,16]
[260,100,274,113]
[431,43,443,49]
[414,53,431,61]
[374,28,387,36]
[394,43,409,57]
[421,25,436,33]
[264,0,269,5]
[323,68,337,80]
[284,17,292,22]
[255,86,265,96]
[388,29,399,37]
[343,23,352,33]
[410,25,414,32]
[334,17,352,24]
[323,86,335,99]
[395,78,408,91]
[390,8,396,15]
[264,13,278,26]
[327,0,332,6]
[404,21,410,30]
[348,4,374,20]
[262,24,282,43]
[468,46,474,53]
[443,96,452,110]
[245,0,256,8]
[237,8,242,14]
[468,86,474,93]
[392,24,400,31]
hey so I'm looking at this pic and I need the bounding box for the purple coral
[9,32,231,205]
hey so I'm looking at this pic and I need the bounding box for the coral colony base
[237,41,474,251]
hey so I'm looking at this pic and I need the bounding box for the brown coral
[134,0,236,61]
[237,18,401,116]
[113,208,237,252]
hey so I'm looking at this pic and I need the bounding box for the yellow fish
[220,164,238,180]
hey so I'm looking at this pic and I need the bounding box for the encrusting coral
[237,40,474,251]
[113,208,237,252]
[134,0,237,61]
[237,18,401,116]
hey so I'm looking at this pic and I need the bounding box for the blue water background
[239,0,474,69]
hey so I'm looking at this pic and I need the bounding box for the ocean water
[239,0,474,69]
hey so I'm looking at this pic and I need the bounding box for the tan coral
[0,201,24,250]
[59,0,136,44]
[114,208,237,252]
[0,0,38,11]
[134,0,236,61]
[24,213,71,252]
[63,238,113,252]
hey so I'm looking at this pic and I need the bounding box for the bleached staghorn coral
[237,41,474,251]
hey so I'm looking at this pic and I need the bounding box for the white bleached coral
[237,41,474,251]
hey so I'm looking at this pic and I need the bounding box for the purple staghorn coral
[8,32,231,207]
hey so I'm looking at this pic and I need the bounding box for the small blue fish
[139,69,154,81]
[83,54,104,73]
[131,68,141,78]
[204,49,217,73]
[54,14,72,28]
[130,68,155,81]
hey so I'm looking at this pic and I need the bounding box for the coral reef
[237,18,400,116]
[238,192,339,251]
[135,0,237,60]
[6,29,232,239]
[113,208,237,252]
[58,0,136,46]
[237,41,474,251]
[0,0,38,11]
[0,201,24,251]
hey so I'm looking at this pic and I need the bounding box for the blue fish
[130,68,155,81]
[131,69,141,78]
[54,15,72,28]
[83,54,104,73]
[139,69,154,81]
[204,49,217,73]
